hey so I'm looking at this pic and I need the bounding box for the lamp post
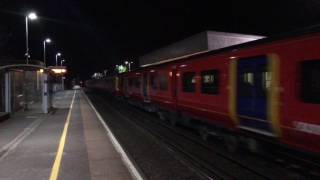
[43,38,51,67]
[125,61,133,71]
[60,59,65,66]
[25,12,38,64]
[55,52,61,66]
[60,59,66,90]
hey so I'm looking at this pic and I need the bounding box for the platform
[0,90,137,180]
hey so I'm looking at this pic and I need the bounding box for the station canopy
[139,31,265,67]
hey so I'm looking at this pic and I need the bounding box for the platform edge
[82,91,145,180]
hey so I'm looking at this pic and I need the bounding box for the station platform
[0,90,139,180]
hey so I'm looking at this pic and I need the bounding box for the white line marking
[0,118,43,161]
[82,91,144,180]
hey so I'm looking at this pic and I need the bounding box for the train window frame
[182,72,196,93]
[300,59,320,104]
[201,70,219,95]
[159,73,168,91]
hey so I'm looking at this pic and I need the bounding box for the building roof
[139,31,264,67]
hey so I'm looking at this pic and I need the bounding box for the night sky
[1,0,320,80]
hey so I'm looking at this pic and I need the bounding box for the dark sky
[1,0,320,80]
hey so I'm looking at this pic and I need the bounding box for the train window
[300,60,320,104]
[239,71,254,97]
[201,70,219,94]
[159,74,168,91]
[134,78,141,88]
[243,72,254,85]
[258,65,270,97]
[182,72,196,92]
[262,71,271,90]
[150,74,158,90]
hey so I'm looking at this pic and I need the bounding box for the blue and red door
[236,56,274,135]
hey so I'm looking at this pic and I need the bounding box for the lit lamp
[125,61,133,71]
[25,12,38,64]
[43,38,51,67]
[60,59,65,66]
[55,52,61,66]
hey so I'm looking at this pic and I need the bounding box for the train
[86,29,320,158]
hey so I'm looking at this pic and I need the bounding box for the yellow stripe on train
[229,59,238,126]
[267,53,282,137]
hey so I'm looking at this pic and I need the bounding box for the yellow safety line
[49,91,76,180]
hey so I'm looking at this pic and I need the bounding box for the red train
[86,30,320,157]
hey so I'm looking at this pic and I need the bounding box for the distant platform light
[116,65,127,73]
[52,68,67,74]
[48,66,67,74]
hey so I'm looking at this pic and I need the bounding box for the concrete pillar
[42,72,48,113]
[5,72,11,113]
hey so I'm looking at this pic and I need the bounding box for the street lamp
[60,59,66,91]
[43,38,51,67]
[55,52,61,66]
[60,59,65,66]
[25,12,38,64]
[125,61,133,71]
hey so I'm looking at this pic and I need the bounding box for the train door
[142,72,148,99]
[237,56,273,135]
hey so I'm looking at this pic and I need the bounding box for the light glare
[28,12,38,20]
[52,68,67,74]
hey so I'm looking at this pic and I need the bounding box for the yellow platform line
[49,91,76,180]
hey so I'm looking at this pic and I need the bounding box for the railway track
[108,106,270,179]
[123,102,320,180]
[88,92,319,180]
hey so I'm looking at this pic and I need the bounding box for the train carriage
[87,30,320,156]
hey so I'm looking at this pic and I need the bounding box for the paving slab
[80,92,133,180]
[0,90,135,180]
